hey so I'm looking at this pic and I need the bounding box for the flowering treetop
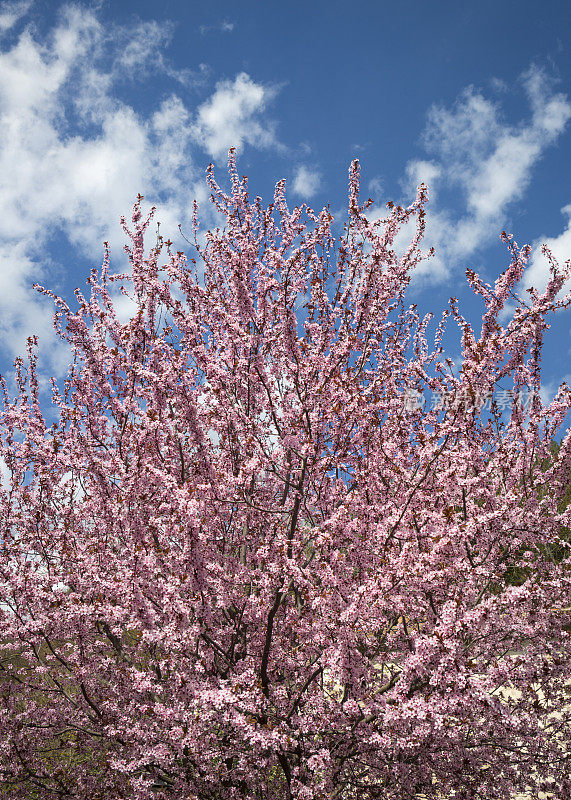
[0,152,570,799]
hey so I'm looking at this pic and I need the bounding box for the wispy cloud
[377,66,571,285]
[111,18,209,89]
[199,20,235,36]
[0,0,32,34]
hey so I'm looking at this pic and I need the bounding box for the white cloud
[401,160,441,206]
[0,9,199,260]
[193,72,281,161]
[523,204,571,294]
[0,0,32,34]
[379,209,454,284]
[292,165,321,198]
[400,65,571,286]
[109,288,140,325]
[0,243,55,350]
[0,7,282,368]
[367,176,383,200]
[0,455,9,489]
[538,379,560,406]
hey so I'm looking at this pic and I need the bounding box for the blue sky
[0,0,570,411]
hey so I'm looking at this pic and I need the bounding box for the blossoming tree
[0,154,570,799]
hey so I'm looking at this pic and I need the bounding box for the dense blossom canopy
[0,154,570,799]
